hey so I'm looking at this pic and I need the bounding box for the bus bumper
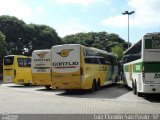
[51,82,82,90]
[139,84,160,93]
[32,79,51,86]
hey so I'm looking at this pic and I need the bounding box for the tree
[111,45,124,60]
[0,31,7,73]
[24,24,61,55]
[0,15,61,56]
[62,32,128,52]
[0,15,26,55]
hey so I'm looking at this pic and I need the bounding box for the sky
[0,0,160,44]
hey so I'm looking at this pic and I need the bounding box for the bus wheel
[45,85,51,90]
[96,80,100,91]
[114,76,118,85]
[91,80,96,92]
[132,81,136,95]
[137,92,142,97]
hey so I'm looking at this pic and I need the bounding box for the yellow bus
[3,55,31,85]
[31,50,51,89]
[51,44,118,92]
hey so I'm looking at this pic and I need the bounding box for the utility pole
[122,11,135,48]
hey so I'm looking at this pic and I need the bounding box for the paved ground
[0,82,160,115]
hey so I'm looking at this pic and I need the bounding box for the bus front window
[4,56,14,65]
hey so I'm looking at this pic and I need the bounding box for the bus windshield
[4,56,14,65]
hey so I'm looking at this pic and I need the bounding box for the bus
[123,32,160,96]
[31,50,51,89]
[3,55,31,85]
[51,44,118,92]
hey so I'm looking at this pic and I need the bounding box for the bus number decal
[98,66,107,71]
[136,65,140,71]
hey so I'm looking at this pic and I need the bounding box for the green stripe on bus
[124,62,142,73]
[133,62,142,73]
[144,62,160,73]
[124,62,160,73]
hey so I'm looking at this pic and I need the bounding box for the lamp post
[122,11,135,48]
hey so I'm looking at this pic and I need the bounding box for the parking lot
[0,82,160,115]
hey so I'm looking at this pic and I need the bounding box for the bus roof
[124,32,160,55]
[89,47,117,58]
[52,44,117,58]
[123,39,141,55]
[32,49,50,53]
[4,55,30,58]
[52,44,85,48]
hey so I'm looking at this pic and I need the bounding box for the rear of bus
[140,33,160,93]
[51,44,82,90]
[31,50,51,89]
[3,55,15,83]
[3,55,31,84]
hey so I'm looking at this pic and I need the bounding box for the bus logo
[57,49,73,57]
[37,52,48,58]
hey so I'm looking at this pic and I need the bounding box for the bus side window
[98,58,106,65]
[27,58,31,67]
[23,59,27,66]
[18,58,23,67]
[85,58,99,64]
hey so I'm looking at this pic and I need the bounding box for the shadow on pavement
[7,84,42,88]
[56,83,131,99]
[143,94,160,103]
[36,88,62,93]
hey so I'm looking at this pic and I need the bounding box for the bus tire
[132,81,136,95]
[45,85,51,90]
[91,80,96,92]
[96,80,100,91]
[65,90,73,93]
[114,76,118,85]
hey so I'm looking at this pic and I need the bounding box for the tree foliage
[0,31,7,73]
[111,45,124,60]
[0,15,61,56]
[62,32,128,53]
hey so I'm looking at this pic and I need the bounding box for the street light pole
[122,11,135,48]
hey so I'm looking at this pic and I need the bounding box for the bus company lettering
[53,61,79,67]
[154,73,160,78]
[34,58,50,62]
[152,39,160,49]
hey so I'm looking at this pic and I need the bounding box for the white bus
[123,32,160,96]
[31,50,51,89]
[51,44,118,92]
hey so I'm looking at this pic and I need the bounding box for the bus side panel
[123,64,133,88]
[15,67,31,84]
[82,64,99,89]
[104,64,118,85]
